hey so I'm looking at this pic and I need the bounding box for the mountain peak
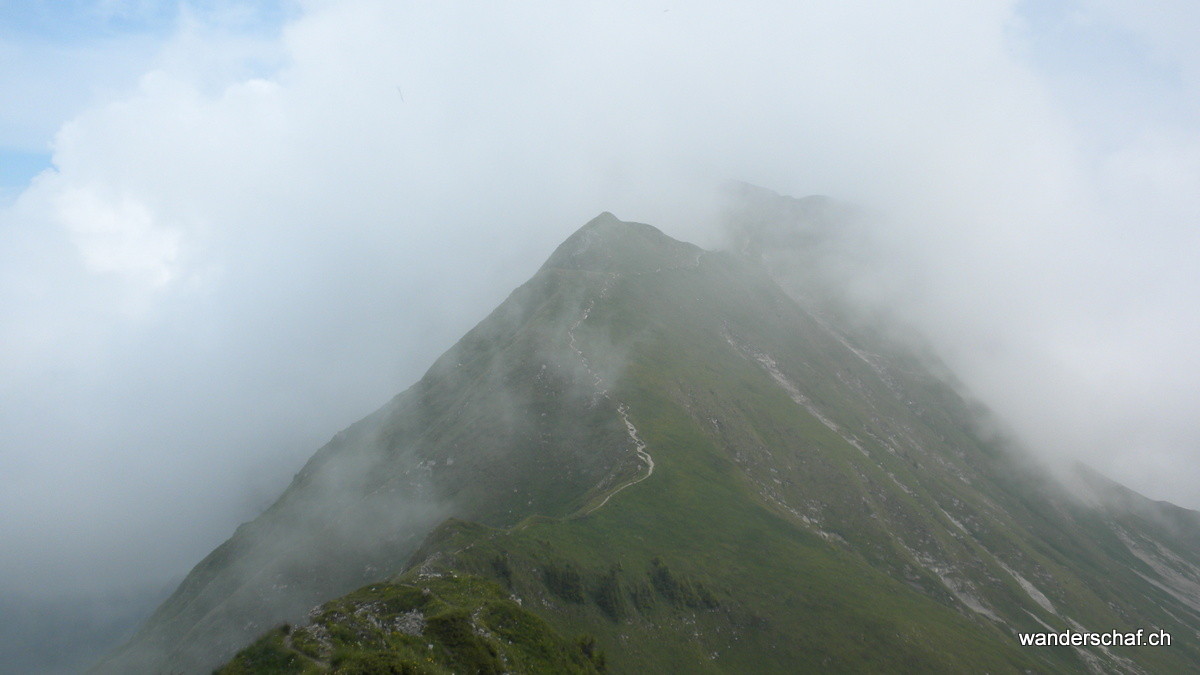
[107,205,1200,675]
[587,210,621,226]
[721,181,855,257]
[540,212,703,274]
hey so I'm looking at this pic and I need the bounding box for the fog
[2,1,1199,671]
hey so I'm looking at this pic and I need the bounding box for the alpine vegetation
[102,200,1200,673]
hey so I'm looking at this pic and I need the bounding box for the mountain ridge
[103,203,1200,673]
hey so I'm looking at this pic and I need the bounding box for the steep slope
[114,207,1200,673]
[96,214,667,673]
[348,211,1200,673]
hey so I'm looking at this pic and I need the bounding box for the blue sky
[0,148,47,202]
[0,0,293,40]
[1015,0,1197,156]
[0,1,293,202]
[2,0,180,40]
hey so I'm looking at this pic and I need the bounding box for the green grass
[218,575,604,674]
[175,216,1200,674]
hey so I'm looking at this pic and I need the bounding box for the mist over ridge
[113,208,1200,674]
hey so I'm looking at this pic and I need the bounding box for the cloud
[55,185,182,286]
[2,0,1200,665]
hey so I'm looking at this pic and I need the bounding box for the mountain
[100,200,1200,673]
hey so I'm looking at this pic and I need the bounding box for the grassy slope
[96,223,640,674]
[218,574,604,675]
[407,244,1200,673]
[221,238,1050,672]
[400,253,1052,673]
[206,217,1200,673]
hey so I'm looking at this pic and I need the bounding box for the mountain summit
[541,211,703,274]
[101,203,1200,673]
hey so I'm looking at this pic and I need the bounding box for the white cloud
[55,185,181,287]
